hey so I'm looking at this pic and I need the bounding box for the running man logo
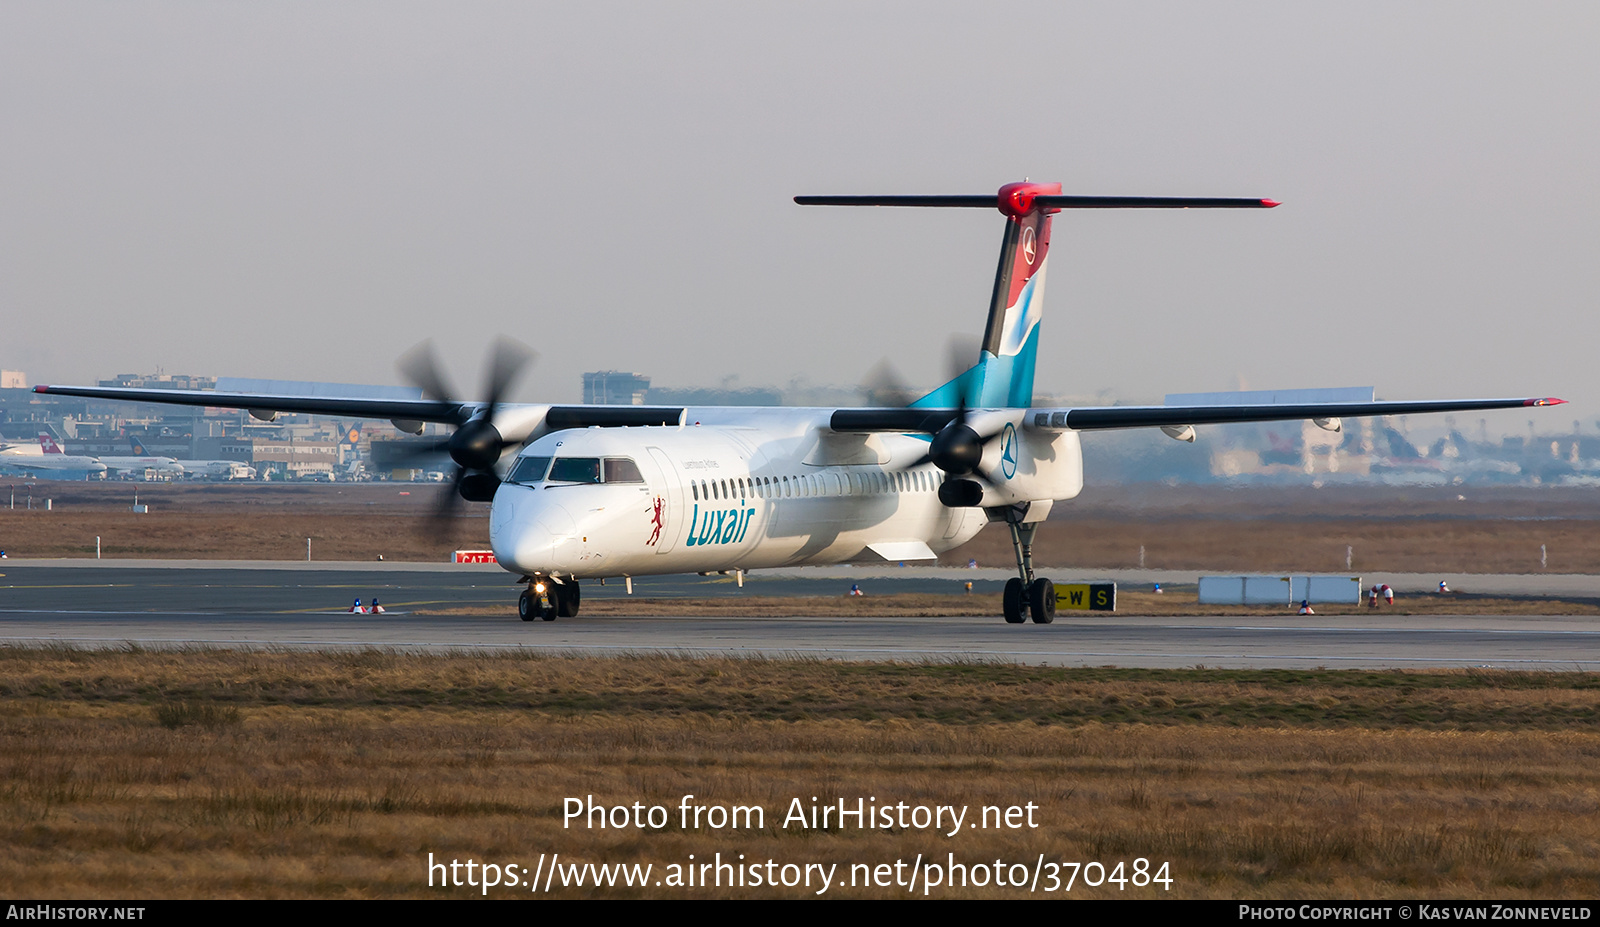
[646,496,665,546]
[1055,582,1116,611]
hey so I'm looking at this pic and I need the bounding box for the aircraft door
[644,446,682,554]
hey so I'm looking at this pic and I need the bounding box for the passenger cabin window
[507,456,552,484]
[603,458,644,483]
[547,457,602,484]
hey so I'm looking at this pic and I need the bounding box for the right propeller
[396,337,536,528]
[908,401,1009,507]
[866,335,1009,507]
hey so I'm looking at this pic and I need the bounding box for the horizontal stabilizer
[796,195,1278,212]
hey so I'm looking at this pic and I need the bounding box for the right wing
[30,384,686,431]
[32,384,471,425]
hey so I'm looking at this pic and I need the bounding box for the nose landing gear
[1001,508,1055,625]
[519,575,581,621]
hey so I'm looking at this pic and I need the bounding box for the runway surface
[2,560,1599,669]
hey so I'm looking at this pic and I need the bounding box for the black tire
[518,590,537,622]
[1028,578,1056,624]
[556,580,581,618]
[1003,578,1026,624]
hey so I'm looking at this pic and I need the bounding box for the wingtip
[1261,198,1281,208]
[31,385,48,394]
[1527,397,1568,406]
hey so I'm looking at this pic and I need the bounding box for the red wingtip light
[1260,199,1281,208]
[31,385,48,393]
[1527,397,1568,407]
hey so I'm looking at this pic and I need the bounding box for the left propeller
[395,337,536,524]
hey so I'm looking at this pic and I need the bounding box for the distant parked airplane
[0,434,106,477]
[127,436,253,480]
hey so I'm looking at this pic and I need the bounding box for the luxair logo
[684,504,755,547]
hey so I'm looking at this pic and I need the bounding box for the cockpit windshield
[506,456,552,484]
[548,457,601,484]
[508,455,646,486]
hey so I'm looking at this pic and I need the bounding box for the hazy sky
[3,3,1597,427]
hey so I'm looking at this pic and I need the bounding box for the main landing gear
[1001,509,1055,625]
[519,575,580,622]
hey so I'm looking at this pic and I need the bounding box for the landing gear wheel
[555,581,581,618]
[1028,578,1056,624]
[518,590,537,622]
[1003,578,1026,624]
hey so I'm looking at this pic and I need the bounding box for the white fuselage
[489,407,1083,579]
[0,444,107,475]
[98,456,183,475]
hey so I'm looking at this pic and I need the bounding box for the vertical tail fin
[37,433,63,454]
[914,181,1058,409]
[794,182,1276,410]
[128,435,149,456]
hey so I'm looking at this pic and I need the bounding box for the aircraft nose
[490,486,578,573]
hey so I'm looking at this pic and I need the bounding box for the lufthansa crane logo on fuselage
[1020,226,1037,266]
[1000,422,1018,480]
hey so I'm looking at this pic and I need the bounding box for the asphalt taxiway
[1,560,1598,669]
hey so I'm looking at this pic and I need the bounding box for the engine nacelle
[459,472,500,503]
[937,479,985,507]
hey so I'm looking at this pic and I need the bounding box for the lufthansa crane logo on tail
[1000,423,1018,480]
[1020,226,1037,266]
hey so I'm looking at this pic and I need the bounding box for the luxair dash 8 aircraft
[35,182,1565,623]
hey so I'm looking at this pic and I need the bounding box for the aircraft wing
[1028,397,1566,432]
[33,384,471,424]
[30,385,686,430]
[831,395,1565,434]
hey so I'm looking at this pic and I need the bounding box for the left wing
[830,396,1565,434]
[1025,396,1566,433]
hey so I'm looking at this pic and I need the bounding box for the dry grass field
[0,482,1598,573]
[2,647,1598,899]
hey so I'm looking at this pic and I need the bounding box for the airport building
[582,371,651,405]
[218,437,341,480]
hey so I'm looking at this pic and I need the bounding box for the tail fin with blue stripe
[794,182,1277,410]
